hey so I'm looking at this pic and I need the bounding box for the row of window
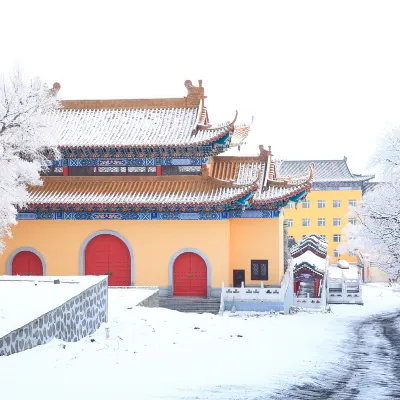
[286,217,357,227]
[43,165,202,177]
[286,199,357,209]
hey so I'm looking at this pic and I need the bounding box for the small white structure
[356,251,390,283]
[326,261,363,305]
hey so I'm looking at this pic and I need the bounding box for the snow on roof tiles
[27,177,255,207]
[46,108,234,148]
[276,159,373,182]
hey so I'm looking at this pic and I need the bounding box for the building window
[348,250,356,256]
[333,234,341,243]
[41,166,63,176]
[286,202,294,209]
[349,199,357,207]
[333,218,341,226]
[320,234,327,240]
[302,200,310,209]
[302,218,311,227]
[349,217,357,225]
[285,219,294,227]
[318,200,326,208]
[251,260,268,280]
[318,218,326,227]
[162,165,201,175]
[333,249,341,257]
[333,200,341,208]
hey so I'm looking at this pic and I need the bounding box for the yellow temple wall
[229,215,284,286]
[0,216,284,289]
[0,220,231,288]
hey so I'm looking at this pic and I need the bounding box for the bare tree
[0,71,60,252]
[340,128,400,279]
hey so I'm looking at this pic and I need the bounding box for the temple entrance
[12,251,43,276]
[173,252,207,296]
[85,234,131,286]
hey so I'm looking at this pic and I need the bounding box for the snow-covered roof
[290,234,328,259]
[47,108,237,148]
[276,159,373,183]
[293,250,326,273]
[28,176,256,207]
[28,147,313,207]
[46,80,251,149]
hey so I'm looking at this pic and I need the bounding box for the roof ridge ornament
[49,82,61,96]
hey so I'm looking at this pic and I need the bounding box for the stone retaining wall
[0,278,108,357]
[137,290,159,307]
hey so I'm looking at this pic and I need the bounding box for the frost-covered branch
[0,70,60,252]
[340,127,400,278]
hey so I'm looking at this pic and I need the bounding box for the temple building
[0,80,312,297]
[277,158,373,263]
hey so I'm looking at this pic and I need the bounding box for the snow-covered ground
[0,284,399,400]
[108,286,158,307]
[0,276,104,337]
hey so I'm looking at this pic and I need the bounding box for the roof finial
[344,156,347,162]
[50,82,61,96]
[184,79,206,106]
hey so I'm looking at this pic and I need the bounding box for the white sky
[2,0,400,175]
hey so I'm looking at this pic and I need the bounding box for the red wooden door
[173,252,207,296]
[85,234,131,286]
[12,251,43,276]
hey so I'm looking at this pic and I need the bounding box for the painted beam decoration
[17,210,281,221]
[49,157,210,167]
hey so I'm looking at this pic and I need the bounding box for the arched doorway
[173,252,207,296]
[12,251,43,276]
[85,234,131,286]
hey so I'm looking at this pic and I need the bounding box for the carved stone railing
[221,281,282,302]
[294,293,324,308]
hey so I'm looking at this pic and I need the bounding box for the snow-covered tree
[0,71,60,252]
[340,127,400,279]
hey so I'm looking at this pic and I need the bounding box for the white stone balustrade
[221,281,282,302]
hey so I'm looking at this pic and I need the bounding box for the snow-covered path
[270,310,400,399]
[0,285,399,399]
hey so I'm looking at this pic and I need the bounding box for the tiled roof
[49,80,249,149]
[27,176,256,207]
[291,234,328,259]
[211,146,312,204]
[276,159,373,182]
[46,108,236,148]
[292,235,328,273]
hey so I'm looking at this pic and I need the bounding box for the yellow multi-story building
[277,158,373,263]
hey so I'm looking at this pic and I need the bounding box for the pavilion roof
[275,159,374,183]
[49,80,250,149]
[211,146,313,204]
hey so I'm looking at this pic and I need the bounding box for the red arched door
[173,252,207,296]
[85,234,131,286]
[12,251,43,276]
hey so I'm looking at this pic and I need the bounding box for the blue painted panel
[17,209,282,220]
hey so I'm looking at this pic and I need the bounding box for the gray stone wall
[0,278,108,357]
[137,290,159,307]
